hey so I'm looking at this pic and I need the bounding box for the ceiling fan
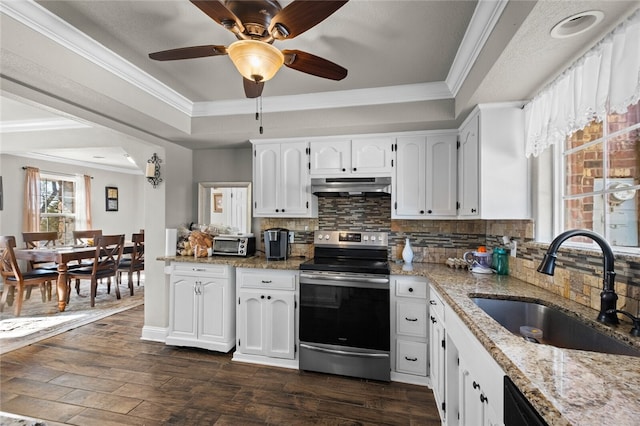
[149,0,349,98]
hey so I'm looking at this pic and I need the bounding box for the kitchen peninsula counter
[158,255,308,270]
[392,262,640,426]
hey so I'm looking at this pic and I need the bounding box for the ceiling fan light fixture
[227,40,284,82]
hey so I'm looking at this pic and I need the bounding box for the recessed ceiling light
[551,10,604,39]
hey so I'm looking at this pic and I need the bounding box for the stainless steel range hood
[311,177,392,197]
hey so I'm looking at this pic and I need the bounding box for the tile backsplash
[258,197,639,316]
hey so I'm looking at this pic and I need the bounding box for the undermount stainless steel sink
[471,297,640,357]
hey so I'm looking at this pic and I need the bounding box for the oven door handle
[300,343,389,359]
[299,272,389,285]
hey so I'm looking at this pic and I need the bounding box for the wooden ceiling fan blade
[269,0,349,39]
[149,45,227,61]
[244,78,264,98]
[282,50,347,81]
[190,0,244,33]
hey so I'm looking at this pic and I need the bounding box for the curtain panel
[22,167,40,232]
[524,8,640,157]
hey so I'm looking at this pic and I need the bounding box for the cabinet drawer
[237,268,297,290]
[396,340,428,376]
[172,262,230,278]
[396,278,427,298]
[396,301,427,337]
[428,285,445,321]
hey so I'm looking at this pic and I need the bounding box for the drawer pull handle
[429,300,437,305]
[404,356,418,362]
[193,268,205,272]
[261,280,272,284]
[405,317,418,322]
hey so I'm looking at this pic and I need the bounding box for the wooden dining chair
[66,234,124,307]
[0,236,58,316]
[73,229,102,247]
[117,233,144,295]
[22,231,59,300]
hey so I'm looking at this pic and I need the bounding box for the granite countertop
[392,263,640,426]
[161,255,640,424]
[158,254,309,270]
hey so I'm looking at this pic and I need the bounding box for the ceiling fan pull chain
[259,96,264,134]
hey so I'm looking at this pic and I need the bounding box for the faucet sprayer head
[537,253,557,275]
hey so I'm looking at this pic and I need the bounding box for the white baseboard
[140,325,168,342]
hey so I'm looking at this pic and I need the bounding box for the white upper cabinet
[393,132,457,219]
[309,137,394,176]
[253,141,315,217]
[458,103,531,219]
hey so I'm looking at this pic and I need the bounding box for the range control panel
[314,231,387,248]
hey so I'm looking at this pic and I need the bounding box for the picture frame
[105,186,118,211]
[213,193,223,213]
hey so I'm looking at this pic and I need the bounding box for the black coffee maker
[264,228,289,260]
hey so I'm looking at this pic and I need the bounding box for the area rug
[0,278,144,354]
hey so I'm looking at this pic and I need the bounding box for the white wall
[0,153,144,243]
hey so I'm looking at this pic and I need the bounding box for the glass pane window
[562,101,640,249]
[39,175,76,245]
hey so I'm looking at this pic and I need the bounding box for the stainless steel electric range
[299,230,391,381]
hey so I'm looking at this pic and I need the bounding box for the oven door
[299,271,390,351]
[299,271,390,381]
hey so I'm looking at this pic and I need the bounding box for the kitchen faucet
[537,229,619,325]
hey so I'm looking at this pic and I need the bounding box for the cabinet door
[426,134,457,216]
[309,139,350,175]
[169,276,198,340]
[351,137,393,175]
[394,136,426,217]
[458,357,484,426]
[265,292,295,359]
[458,114,479,217]
[280,142,310,216]
[254,143,281,215]
[238,290,266,355]
[199,279,227,343]
[429,312,446,419]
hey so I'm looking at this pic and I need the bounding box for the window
[39,174,76,245]
[561,101,640,248]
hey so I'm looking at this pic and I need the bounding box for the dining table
[14,243,133,312]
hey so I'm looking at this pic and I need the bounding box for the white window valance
[524,8,640,157]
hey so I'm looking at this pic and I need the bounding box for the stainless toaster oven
[212,235,256,257]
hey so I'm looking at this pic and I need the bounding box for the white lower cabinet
[166,263,235,352]
[391,276,429,384]
[233,268,298,368]
[429,284,505,426]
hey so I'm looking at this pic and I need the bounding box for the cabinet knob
[430,316,436,323]
[282,209,285,213]
[353,167,357,172]
[275,209,280,212]
[267,295,272,300]
[471,208,477,213]
[473,381,480,390]
[480,394,488,404]
[261,295,265,299]
[427,210,433,214]
[342,168,346,172]
[404,356,418,362]
[429,300,437,305]
[408,287,414,293]
[420,210,425,214]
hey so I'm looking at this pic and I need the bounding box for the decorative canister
[402,237,414,264]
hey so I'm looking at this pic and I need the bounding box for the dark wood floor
[1,305,441,425]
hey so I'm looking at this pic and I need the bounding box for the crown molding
[0,117,90,133]
[2,0,500,120]
[11,152,142,175]
[0,0,193,115]
[192,81,453,117]
[446,0,508,96]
